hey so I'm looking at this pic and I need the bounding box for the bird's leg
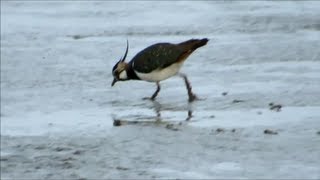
[151,82,161,100]
[143,82,161,101]
[179,73,198,102]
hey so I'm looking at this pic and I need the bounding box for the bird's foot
[188,94,197,102]
[142,97,156,101]
[188,94,204,102]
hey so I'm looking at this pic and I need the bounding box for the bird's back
[131,38,208,74]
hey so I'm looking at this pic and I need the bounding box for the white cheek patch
[119,70,128,80]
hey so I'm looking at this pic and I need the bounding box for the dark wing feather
[131,43,185,73]
[130,39,209,73]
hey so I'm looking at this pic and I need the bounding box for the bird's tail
[179,38,209,51]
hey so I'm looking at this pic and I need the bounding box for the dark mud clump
[232,99,245,103]
[113,119,122,126]
[165,124,179,131]
[269,103,282,112]
[264,129,278,135]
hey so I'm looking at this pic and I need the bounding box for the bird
[111,38,209,102]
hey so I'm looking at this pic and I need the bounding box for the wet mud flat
[1,1,320,179]
[1,118,320,179]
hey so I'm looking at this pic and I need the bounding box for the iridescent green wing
[131,43,184,73]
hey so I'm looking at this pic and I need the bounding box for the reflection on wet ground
[112,99,194,126]
[151,100,193,121]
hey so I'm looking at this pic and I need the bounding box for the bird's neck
[126,62,140,80]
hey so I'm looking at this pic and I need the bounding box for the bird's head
[111,40,129,87]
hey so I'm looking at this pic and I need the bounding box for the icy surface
[1,1,320,179]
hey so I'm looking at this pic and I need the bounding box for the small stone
[216,128,225,133]
[116,166,129,171]
[264,129,278,135]
[232,99,245,103]
[165,124,178,131]
[231,129,236,133]
[73,35,82,39]
[73,150,82,155]
[317,131,320,135]
[54,147,71,152]
[257,111,262,115]
[34,146,46,150]
[209,115,215,118]
[55,147,65,152]
[222,92,228,96]
[269,104,282,112]
[113,120,122,126]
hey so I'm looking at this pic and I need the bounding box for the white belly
[135,62,183,82]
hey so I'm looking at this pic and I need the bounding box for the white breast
[135,62,183,82]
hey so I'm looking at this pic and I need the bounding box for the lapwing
[111,38,209,102]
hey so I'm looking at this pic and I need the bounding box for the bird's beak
[111,78,117,87]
